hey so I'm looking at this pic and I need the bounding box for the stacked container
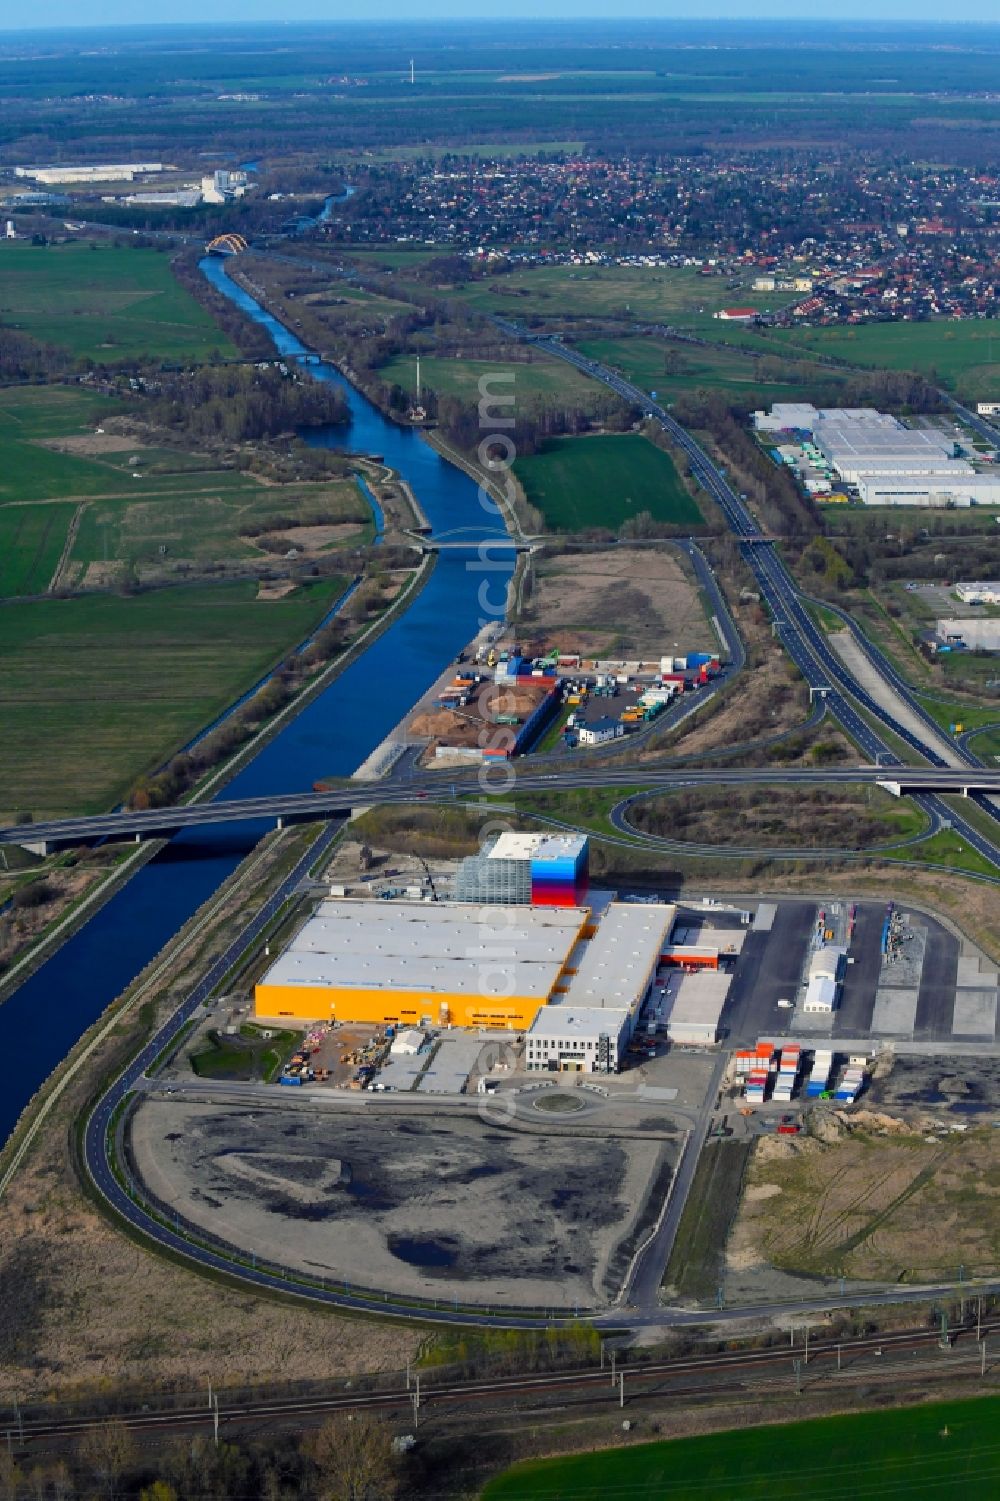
[773,1044,801,1104]
[733,1049,756,1080]
[806,1048,833,1098]
[745,1070,768,1105]
[835,1065,866,1103]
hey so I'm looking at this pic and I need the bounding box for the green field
[0,386,253,506]
[0,502,76,596]
[302,282,418,323]
[0,581,346,820]
[0,387,372,592]
[514,432,702,532]
[68,477,370,581]
[448,263,798,333]
[482,1394,1000,1500]
[191,1025,298,1082]
[377,351,608,410]
[0,386,147,504]
[574,334,844,406]
[767,319,1000,399]
[0,242,236,363]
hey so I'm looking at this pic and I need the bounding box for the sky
[3,2,1000,29]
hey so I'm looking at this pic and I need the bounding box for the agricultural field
[0,242,237,363]
[376,350,608,411]
[767,319,1000,399]
[293,281,416,327]
[574,334,845,406]
[0,386,372,593]
[514,432,701,532]
[0,580,346,820]
[65,476,371,588]
[0,385,145,505]
[449,262,799,331]
[482,1395,1000,1501]
[0,502,77,597]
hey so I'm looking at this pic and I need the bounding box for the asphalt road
[833,903,884,1038]
[722,902,817,1044]
[7,763,1000,851]
[914,913,961,1041]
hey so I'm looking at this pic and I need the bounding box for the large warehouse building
[255,883,738,1072]
[754,404,1000,508]
[254,899,592,1031]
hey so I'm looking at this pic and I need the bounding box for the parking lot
[718,897,992,1047]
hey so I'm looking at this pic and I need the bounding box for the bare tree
[49,1463,74,1501]
[0,1452,21,1501]
[77,1418,134,1500]
[305,1414,399,1501]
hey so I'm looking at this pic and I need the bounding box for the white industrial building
[525,902,676,1072]
[577,716,625,746]
[803,946,847,1013]
[658,970,731,1045]
[201,169,249,204]
[752,402,822,433]
[935,617,1000,652]
[16,162,165,184]
[525,1005,632,1073]
[754,404,1000,508]
[389,1028,425,1056]
[956,581,1000,605]
[855,478,991,507]
[123,190,201,208]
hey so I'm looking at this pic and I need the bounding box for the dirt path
[48,501,87,592]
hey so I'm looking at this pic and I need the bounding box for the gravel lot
[130,1098,670,1309]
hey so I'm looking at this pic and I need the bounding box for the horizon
[3,8,1000,35]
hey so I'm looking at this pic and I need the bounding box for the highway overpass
[7,765,1000,854]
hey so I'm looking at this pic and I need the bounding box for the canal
[0,260,513,1147]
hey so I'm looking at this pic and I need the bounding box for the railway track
[14,1319,997,1445]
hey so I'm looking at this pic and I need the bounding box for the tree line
[142,364,349,443]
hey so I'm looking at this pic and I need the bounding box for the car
[416,791,428,799]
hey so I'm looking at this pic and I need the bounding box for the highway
[505,325,1000,872]
[7,763,1000,851]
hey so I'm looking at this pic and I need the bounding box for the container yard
[737,1042,869,1109]
[398,629,724,765]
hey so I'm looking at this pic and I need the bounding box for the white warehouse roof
[661,971,730,1043]
[527,1006,630,1041]
[260,898,587,998]
[564,902,675,1011]
[810,945,847,981]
